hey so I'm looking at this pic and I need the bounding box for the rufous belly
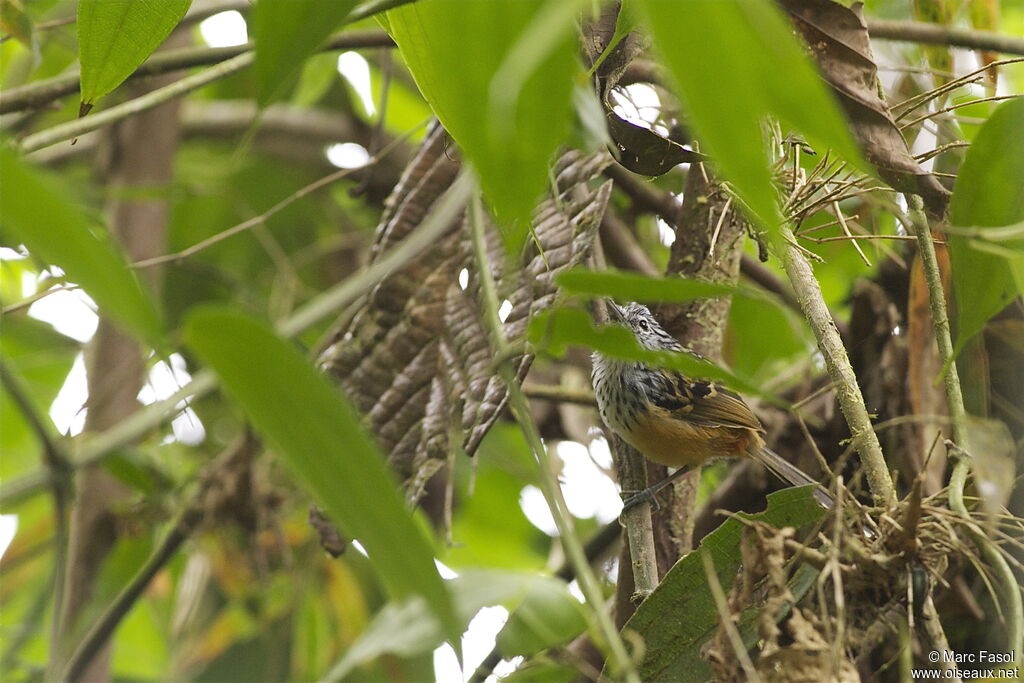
[622,406,759,468]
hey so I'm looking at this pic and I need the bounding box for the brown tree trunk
[57,37,186,682]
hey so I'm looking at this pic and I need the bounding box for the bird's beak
[604,299,625,323]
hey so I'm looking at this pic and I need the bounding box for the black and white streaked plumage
[592,300,833,509]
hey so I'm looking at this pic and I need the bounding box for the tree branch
[60,507,200,682]
[0,30,394,116]
[867,19,1024,56]
[777,222,897,508]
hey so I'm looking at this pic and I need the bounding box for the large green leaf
[251,0,359,106]
[0,150,163,346]
[325,570,575,681]
[948,97,1024,354]
[386,0,579,249]
[77,0,191,108]
[183,308,458,646]
[495,579,587,658]
[622,487,825,682]
[637,0,864,231]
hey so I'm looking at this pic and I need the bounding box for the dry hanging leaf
[320,125,612,501]
[779,0,950,214]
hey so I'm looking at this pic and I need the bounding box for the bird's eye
[638,319,649,332]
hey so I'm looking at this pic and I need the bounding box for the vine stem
[468,190,639,682]
[776,222,897,508]
[906,196,1023,667]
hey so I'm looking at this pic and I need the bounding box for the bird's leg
[620,466,692,514]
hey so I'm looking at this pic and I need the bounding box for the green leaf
[386,0,579,249]
[949,97,1024,353]
[326,570,571,681]
[622,487,825,682]
[183,308,457,646]
[528,307,778,402]
[251,0,359,106]
[556,268,779,305]
[496,579,587,657]
[77,0,191,107]
[636,0,864,231]
[444,425,548,571]
[0,149,163,346]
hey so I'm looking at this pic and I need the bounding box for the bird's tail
[749,446,834,509]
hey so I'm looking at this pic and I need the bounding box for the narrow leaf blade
[183,308,457,643]
[251,0,359,106]
[638,0,865,230]
[528,308,778,402]
[0,150,162,345]
[386,0,579,249]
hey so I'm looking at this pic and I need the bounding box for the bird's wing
[650,373,763,431]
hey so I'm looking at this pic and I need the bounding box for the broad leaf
[183,308,458,646]
[325,570,574,681]
[386,0,579,249]
[0,150,163,346]
[622,487,825,682]
[496,579,587,657]
[949,97,1024,354]
[78,0,191,108]
[251,0,359,106]
[637,0,865,231]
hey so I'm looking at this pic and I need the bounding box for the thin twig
[1,283,80,314]
[19,52,255,153]
[522,383,597,406]
[0,361,72,678]
[833,202,870,266]
[900,95,1021,131]
[892,57,1024,116]
[468,190,639,683]
[61,507,201,682]
[0,24,393,115]
[701,549,762,683]
[132,125,422,269]
[866,19,1024,56]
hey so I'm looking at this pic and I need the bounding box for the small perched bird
[591,300,833,510]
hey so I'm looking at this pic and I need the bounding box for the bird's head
[605,300,679,352]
